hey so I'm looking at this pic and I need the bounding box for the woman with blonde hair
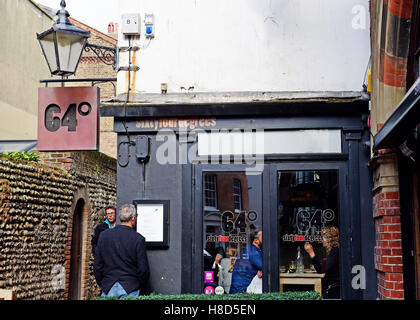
[304,226,340,299]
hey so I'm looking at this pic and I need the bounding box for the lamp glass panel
[39,32,58,73]
[56,32,86,74]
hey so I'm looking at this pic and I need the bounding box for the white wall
[117,0,370,95]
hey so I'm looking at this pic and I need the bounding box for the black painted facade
[102,97,377,299]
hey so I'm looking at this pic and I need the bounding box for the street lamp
[37,0,117,80]
[37,0,90,77]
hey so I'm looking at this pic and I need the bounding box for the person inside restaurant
[304,226,340,299]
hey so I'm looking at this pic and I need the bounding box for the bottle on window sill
[296,246,304,274]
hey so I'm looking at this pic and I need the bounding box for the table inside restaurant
[279,272,325,294]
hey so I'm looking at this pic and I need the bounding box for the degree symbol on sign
[78,102,92,116]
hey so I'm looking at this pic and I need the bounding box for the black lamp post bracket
[84,42,118,70]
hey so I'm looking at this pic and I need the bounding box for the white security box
[144,13,155,38]
[121,13,141,35]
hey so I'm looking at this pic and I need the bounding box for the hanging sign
[37,87,99,151]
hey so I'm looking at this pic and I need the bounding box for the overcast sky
[36,0,119,33]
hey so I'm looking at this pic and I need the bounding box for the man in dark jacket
[91,205,117,256]
[94,204,150,297]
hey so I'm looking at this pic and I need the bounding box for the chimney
[108,22,115,34]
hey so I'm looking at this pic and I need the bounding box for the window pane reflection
[203,172,263,295]
[278,170,340,299]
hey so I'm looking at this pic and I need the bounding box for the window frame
[204,174,218,211]
[233,178,242,213]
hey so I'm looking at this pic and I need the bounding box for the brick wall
[374,192,405,299]
[371,153,405,300]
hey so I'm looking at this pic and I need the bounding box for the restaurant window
[203,172,263,295]
[278,170,340,298]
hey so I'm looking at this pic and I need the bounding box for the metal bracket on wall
[118,46,140,72]
[118,66,140,72]
[84,43,118,71]
[40,77,117,88]
[119,46,141,52]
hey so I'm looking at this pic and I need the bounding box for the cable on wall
[118,36,136,168]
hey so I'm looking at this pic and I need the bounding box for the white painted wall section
[117,0,370,95]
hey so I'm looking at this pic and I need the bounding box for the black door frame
[190,159,370,299]
[191,164,269,294]
[181,114,374,298]
[268,161,353,298]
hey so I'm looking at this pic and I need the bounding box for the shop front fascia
[101,92,376,299]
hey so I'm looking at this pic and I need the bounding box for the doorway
[192,165,265,294]
[275,168,340,297]
[268,162,354,298]
[191,161,365,299]
[68,199,85,300]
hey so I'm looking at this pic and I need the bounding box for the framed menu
[133,200,169,248]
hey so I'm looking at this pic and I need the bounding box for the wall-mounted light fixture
[37,0,118,79]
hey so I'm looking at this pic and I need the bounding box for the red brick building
[370,0,420,300]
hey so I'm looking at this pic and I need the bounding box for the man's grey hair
[119,204,137,222]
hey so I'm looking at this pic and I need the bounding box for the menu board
[136,203,164,242]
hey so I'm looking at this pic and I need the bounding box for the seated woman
[304,226,340,299]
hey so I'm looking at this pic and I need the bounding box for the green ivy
[92,291,321,301]
[2,151,40,162]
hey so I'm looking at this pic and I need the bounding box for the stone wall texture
[0,151,116,300]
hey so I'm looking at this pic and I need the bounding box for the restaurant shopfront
[102,94,377,299]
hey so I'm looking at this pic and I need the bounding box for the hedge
[92,291,321,301]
